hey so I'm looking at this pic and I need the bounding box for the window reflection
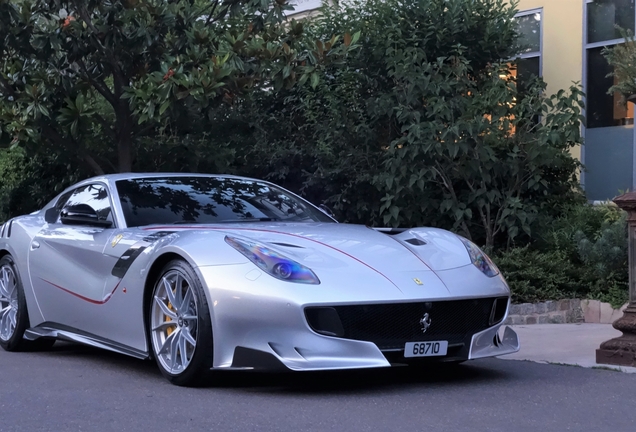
[516,12,541,54]
[513,10,542,92]
[116,177,335,227]
[587,46,634,128]
[587,0,635,44]
[511,57,541,93]
[61,184,113,223]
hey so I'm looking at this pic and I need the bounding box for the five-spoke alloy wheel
[150,259,213,386]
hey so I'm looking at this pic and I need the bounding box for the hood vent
[373,227,409,235]
[404,238,426,246]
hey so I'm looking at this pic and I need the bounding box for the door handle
[31,241,40,250]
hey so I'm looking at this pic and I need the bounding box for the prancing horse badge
[413,278,423,286]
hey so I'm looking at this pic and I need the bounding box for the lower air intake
[306,297,505,350]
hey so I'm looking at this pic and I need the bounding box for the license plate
[404,341,448,358]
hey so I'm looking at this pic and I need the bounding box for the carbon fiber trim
[111,245,147,278]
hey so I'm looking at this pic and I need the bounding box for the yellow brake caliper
[166,295,175,337]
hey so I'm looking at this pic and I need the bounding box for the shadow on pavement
[34,341,510,392]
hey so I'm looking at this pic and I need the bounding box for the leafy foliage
[0,0,355,175]
[233,0,584,249]
[0,0,627,306]
[496,204,629,308]
[0,148,81,222]
[604,28,636,100]
[495,246,581,303]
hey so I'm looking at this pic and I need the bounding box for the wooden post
[596,192,636,367]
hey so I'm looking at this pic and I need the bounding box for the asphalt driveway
[0,342,635,431]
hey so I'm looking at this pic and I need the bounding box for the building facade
[515,0,635,201]
[289,0,636,201]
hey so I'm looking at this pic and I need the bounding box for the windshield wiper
[219,217,280,223]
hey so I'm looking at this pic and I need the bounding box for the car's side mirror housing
[60,204,112,228]
[44,207,59,224]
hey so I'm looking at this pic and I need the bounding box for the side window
[44,190,74,223]
[59,184,114,226]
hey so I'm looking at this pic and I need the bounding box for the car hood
[144,222,472,271]
[140,222,506,301]
[212,223,470,269]
[168,221,465,268]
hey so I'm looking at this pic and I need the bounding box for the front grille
[306,297,504,350]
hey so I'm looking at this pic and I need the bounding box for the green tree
[0,0,354,174]
[603,29,636,101]
[234,0,584,248]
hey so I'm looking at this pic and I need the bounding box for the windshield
[116,176,335,227]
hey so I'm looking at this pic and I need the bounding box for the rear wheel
[0,255,30,351]
[149,259,214,386]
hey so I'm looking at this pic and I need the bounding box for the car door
[28,183,120,330]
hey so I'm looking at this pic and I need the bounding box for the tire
[149,259,214,386]
[0,255,31,351]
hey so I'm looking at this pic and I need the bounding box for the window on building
[587,47,634,127]
[513,10,542,91]
[587,0,635,44]
[584,0,636,201]
[586,0,636,128]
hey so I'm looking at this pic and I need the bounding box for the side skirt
[24,322,150,360]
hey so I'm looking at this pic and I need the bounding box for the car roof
[78,172,260,184]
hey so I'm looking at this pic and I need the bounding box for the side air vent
[489,297,509,325]
[404,238,426,246]
[305,307,345,337]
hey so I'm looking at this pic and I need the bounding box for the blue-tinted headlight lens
[225,236,320,284]
[458,237,500,278]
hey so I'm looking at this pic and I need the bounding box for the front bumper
[197,264,519,372]
[469,324,520,360]
[223,324,520,371]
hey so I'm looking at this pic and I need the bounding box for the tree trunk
[115,102,133,173]
[118,137,132,173]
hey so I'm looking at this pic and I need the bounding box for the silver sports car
[0,173,519,385]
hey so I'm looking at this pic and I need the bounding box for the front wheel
[149,259,214,386]
[0,255,30,351]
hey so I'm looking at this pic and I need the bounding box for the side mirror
[44,207,59,224]
[60,204,112,228]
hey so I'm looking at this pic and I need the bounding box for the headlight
[458,237,500,277]
[225,236,320,284]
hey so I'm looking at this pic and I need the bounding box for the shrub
[494,246,581,303]
[496,203,629,308]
